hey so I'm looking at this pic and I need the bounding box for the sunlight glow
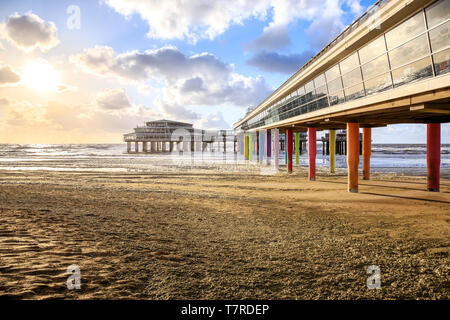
[23,59,60,92]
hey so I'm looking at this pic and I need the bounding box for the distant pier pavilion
[123,119,238,153]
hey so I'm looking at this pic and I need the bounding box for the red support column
[308,128,317,180]
[287,129,293,173]
[347,123,360,193]
[427,123,440,192]
[362,128,371,180]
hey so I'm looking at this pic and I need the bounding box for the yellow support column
[329,130,336,173]
[244,135,249,160]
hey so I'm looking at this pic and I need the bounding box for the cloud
[1,12,59,52]
[96,88,132,110]
[104,0,363,49]
[195,111,230,130]
[0,97,48,127]
[103,0,269,43]
[57,84,78,93]
[155,98,200,122]
[248,24,290,51]
[0,97,11,107]
[247,0,364,51]
[0,64,21,85]
[71,46,272,108]
[246,50,314,74]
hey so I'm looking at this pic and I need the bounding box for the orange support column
[287,129,293,173]
[362,128,371,180]
[347,123,360,193]
[427,123,440,192]
[308,128,316,180]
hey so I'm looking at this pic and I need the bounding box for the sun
[23,59,60,92]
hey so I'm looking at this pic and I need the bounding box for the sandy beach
[0,166,449,299]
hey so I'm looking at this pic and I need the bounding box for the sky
[0,0,448,143]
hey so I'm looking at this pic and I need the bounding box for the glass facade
[239,0,450,131]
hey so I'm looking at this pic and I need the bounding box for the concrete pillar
[295,132,300,165]
[287,129,293,173]
[259,130,265,163]
[329,130,336,173]
[135,141,139,153]
[362,128,371,180]
[237,135,241,154]
[142,141,147,153]
[273,129,279,170]
[284,133,288,164]
[249,134,253,161]
[244,135,249,160]
[347,123,360,193]
[253,132,257,158]
[308,128,316,181]
[256,132,259,156]
[127,141,131,153]
[427,123,441,192]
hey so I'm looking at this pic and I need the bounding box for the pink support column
[427,123,441,192]
[287,130,293,173]
[308,128,316,180]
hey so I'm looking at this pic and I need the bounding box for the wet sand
[0,167,449,299]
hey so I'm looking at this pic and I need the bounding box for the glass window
[327,77,343,93]
[425,0,450,29]
[429,21,449,52]
[342,67,363,87]
[298,94,307,105]
[385,12,426,50]
[329,90,345,106]
[316,97,328,109]
[340,53,360,74]
[305,91,315,103]
[325,64,341,82]
[359,36,387,64]
[344,83,365,101]
[361,54,390,80]
[388,34,430,68]
[313,74,326,88]
[315,84,328,98]
[305,80,315,93]
[392,57,433,87]
[433,47,450,75]
[364,72,392,95]
[306,101,318,113]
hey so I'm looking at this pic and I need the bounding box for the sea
[0,144,449,173]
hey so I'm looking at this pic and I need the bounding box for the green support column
[295,132,300,165]
[329,129,336,173]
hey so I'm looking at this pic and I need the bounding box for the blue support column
[259,130,265,163]
[284,133,287,164]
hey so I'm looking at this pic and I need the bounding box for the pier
[233,0,450,192]
[123,120,238,154]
